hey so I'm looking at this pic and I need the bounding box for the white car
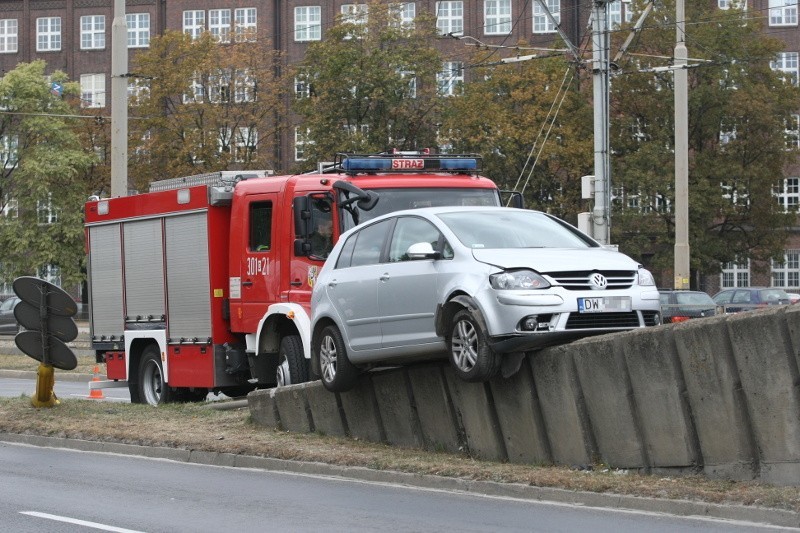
[310,206,662,392]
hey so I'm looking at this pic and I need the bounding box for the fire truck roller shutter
[124,219,166,325]
[88,224,125,339]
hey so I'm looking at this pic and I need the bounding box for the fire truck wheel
[138,346,175,405]
[448,309,500,383]
[276,335,308,387]
[315,325,358,392]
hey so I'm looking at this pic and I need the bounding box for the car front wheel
[315,325,358,392]
[449,309,500,382]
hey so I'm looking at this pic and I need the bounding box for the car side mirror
[407,242,441,260]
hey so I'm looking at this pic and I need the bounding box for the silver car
[310,206,661,392]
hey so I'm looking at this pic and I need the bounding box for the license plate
[578,296,632,313]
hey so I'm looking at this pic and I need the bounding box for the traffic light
[12,277,78,407]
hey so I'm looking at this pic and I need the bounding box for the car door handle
[379,274,389,281]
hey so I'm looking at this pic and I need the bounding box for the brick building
[0,0,797,293]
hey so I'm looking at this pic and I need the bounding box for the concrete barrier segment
[530,344,594,467]
[273,381,315,433]
[489,356,551,464]
[247,388,280,429]
[672,315,757,481]
[622,326,699,469]
[338,376,386,443]
[727,307,800,465]
[572,335,647,469]
[406,363,464,454]
[371,369,424,448]
[304,381,347,437]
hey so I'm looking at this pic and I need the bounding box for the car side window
[249,201,272,252]
[335,233,358,269]
[349,219,392,268]
[388,217,444,262]
[715,291,733,304]
[732,291,750,304]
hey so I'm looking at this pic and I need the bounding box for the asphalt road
[0,442,788,533]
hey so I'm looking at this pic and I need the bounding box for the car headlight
[490,269,550,290]
[638,268,656,286]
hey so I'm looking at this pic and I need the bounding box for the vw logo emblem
[588,273,608,290]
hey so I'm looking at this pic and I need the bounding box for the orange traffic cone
[88,365,105,400]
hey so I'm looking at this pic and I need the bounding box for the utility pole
[591,0,611,245]
[674,0,690,289]
[110,0,128,198]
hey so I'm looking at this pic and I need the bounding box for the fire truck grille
[565,311,642,330]
[546,270,636,290]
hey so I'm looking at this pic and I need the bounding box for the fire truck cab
[85,153,516,405]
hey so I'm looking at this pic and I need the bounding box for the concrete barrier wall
[248,305,800,486]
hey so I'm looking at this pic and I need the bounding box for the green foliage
[129,31,287,191]
[440,54,594,221]
[0,60,94,288]
[293,1,443,168]
[610,0,799,280]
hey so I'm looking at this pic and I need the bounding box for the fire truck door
[235,195,277,332]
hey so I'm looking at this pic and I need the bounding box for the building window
[2,195,17,218]
[610,1,634,26]
[773,250,800,288]
[37,194,58,224]
[771,52,799,86]
[126,13,150,48]
[234,70,255,103]
[438,61,463,96]
[341,4,369,24]
[81,74,106,108]
[484,0,511,34]
[209,70,231,104]
[0,19,18,53]
[38,264,61,286]
[294,6,321,42]
[533,0,560,34]
[209,9,231,42]
[295,128,311,161]
[235,127,257,163]
[436,1,463,36]
[37,17,61,52]
[235,8,257,42]
[721,259,750,288]
[719,0,747,9]
[776,177,800,212]
[390,2,415,27]
[184,73,203,104]
[80,15,105,50]
[786,114,800,149]
[295,74,311,98]
[769,0,798,26]
[0,135,18,168]
[183,10,205,39]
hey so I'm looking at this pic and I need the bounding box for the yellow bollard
[31,363,59,408]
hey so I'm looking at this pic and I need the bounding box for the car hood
[471,248,641,272]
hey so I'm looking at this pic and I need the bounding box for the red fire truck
[85,152,516,405]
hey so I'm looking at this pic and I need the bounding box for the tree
[293,1,443,168]
[0,60,95,289]
[440,52,594,220]
[609,1,800,284]
[128,31,287,191]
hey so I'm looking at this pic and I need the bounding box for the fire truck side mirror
[293,196,311,238]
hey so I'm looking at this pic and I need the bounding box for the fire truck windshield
[338,188,501,231]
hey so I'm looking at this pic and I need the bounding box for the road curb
[0,432,797,528]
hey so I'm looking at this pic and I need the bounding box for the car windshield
[339,188,500,231]
[675,293,714,305]
[437,210,598,249]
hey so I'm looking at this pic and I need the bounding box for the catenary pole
[674,0,690,288]
[591,1,611,245]
[110,0,128,198]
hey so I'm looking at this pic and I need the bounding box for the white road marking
[20,511,146,532]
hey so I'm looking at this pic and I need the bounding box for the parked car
[658,290,719,323]
[0,296,20,334]
[712,287,791,314]
[788,293,800,304]
[310,206,662,392]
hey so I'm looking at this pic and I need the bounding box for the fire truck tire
[315,325,358,393]
[276,335,308,387]
[128,382,142,404]
[448,309,500,383]
[138,346,175,405]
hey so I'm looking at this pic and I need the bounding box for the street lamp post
[674,0,690,289]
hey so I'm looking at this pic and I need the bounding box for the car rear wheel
[449,309,500,382]
[138,345,174,406]
[276,335,309,387]
[315,325,358,392]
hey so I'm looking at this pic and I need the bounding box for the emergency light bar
[339,153,481,175]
